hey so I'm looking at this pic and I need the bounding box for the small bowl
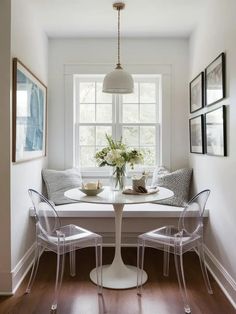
[79,188,104,196]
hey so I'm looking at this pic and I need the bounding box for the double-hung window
[74,75,161,175]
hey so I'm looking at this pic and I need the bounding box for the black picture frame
[12,58,47,163]
[189,72,204,113]
[205,105,226,156]
[205,52,226,106]
[189,114,204,154]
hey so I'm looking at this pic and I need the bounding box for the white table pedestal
[90,203,148,289]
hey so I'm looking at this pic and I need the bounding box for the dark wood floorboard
[0,247,234,314]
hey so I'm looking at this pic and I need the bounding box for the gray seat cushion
[42,168,81,205]
[152,168,193,207]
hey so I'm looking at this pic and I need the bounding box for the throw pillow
[42,168,82,205]
[153,168,193,207]
[151,166,170,187]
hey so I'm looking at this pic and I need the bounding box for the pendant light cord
[116,8,122,69]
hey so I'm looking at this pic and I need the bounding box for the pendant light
[103,2,134,94]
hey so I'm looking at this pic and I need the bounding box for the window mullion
[138,82,141,150]
[75,78,80,123]
[74,123,80,168]
[156,123,161,166]
[116,94,122,140]
[112,94,116,139]
[95,83,97,148]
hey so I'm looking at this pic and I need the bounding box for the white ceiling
[31,0,206,38]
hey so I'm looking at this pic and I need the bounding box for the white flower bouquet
[95,134,143,190]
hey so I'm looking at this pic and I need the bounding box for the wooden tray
[122,187,159,195]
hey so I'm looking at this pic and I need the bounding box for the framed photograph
[189,115,204,154]
[205,52,225,106]
[189,72,204,113]
[12,58,47,163]
[205,106,226,156]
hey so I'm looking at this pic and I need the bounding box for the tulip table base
[90,263,147,289]
[90,203,147,289]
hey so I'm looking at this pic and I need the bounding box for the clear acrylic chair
[26,189,102,312]
[137,189,213,313]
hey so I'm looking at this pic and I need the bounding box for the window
[74,75,161,173]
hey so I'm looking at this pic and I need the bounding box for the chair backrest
[28,189,61,237]
[178,189,210,236]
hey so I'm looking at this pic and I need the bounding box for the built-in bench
[29,203,209,245]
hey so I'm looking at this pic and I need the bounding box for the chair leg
[198,243,213,294]
[51,250,65,312]
[137,239,145,295]
[95,240,103,294]
[25,244,42,293]
[69,248,76,277]
[163,226,171,276]
[163,248,170,277]
[174,250,191,313]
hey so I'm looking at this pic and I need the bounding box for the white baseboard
[11,243,36,294]
[0,242,35,296]
[204,245,236,309]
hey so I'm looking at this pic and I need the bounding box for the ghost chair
[137,189,213,313]
[26,189,102,312]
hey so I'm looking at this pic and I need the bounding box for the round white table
[65,186,174,289]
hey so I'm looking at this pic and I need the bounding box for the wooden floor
[0,247,234,314]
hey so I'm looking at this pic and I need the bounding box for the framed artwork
[205,52,225,106]
[189,72,204,113]
[189,115,204,154]
[12,58,47,163]
[205,106,226,156]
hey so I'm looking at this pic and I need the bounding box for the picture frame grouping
[189,52,227,156]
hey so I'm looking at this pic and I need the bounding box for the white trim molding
[11,242,36,294]
[0,243,35,295]
[204,245,236,309]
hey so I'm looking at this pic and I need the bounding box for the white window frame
[64,63,172,176]
[74,74,161,177]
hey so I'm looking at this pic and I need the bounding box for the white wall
[0,0,12,293]
[48,38,189,171]
[189,0,236,306]
[10,0,48,284]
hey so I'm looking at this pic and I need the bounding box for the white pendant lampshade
[103,2,134,94]
[103,67,134,94]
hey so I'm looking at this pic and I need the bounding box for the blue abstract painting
[13,59,47,162]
